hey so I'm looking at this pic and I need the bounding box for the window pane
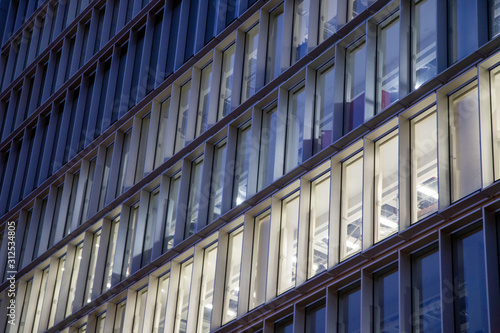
[348,0,373,20]
[412,0,437,89]
[186,158,203,238]
[134,115,150,183]
[66,243,83,316]
[319,0,337,42]
[275,317,294,333]
[209,141,227,221]
[377,17,399,111]
[305,301,326,333]
[452,229,488,332]
[197,244,218,333]
[338,287,361,333]
[448,0,479,63]
[375,133,399,242]
[449,86,481,201]
[116,131,131,197]
[373,269,399,333]
[122,205,139,279]
[314,62,334,153]
[196,63,213,136]
[344,41,366,133]
[84,230,101,304]
[242,24,259,102]
[258,106,281,190]
[285,85,307,172]
[411,111,438,222]
[218,44,236,120]
[278,192,300,294]
[113,300,126,332]
[174,260,193,333]
[81,158,96,222]
[48,255,65,327]
[98,143,114,210]
[249,210,270,309]
[341,154,363,259]
[292,0,310,63]
[223,227,244,324]
[153,275,170,333]
[175,81,191,154]
[308,174,329,278]
[155,98,170,169]
[491,71,500,180]
[490,0,500,38]
[33,267,49,331]
[164,173,181,251]
[96,313,106,333]
[233,122,252,206]
[266,5,284,83]
[412,249,441,333]
[132,287,147,332]
[19,279,33,332]
[142,190,159,265]
[103,217,119,292]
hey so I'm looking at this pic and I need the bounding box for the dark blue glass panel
[374,270,399,333]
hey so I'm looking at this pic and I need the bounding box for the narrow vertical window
[81,158,96,222]
[411,0,437,89]
[373,268,399,332]
[341,153,363,259]
[233,122,252,206]
[66,172,79,235]
[285,85,307,172]
[102,216,119,292]
[222,227,244,324]
[184,0,199,60]
[132,287,147,332]
[249,210,270,309]
[175,81,191,154]
[449,85,481,201]
[113,300,126,332]
[242,24,259,102]
[98,143,114,210]
[376,17,399,111]
[209,140,227,221]
[164,172,181,252]
[314,62,334,153]
[411,111,438,222]
[33,266,49,331]
[129,29,145,108]
[186,158,203,238]
[490,0,500,38]
[291,0,310,63]
[66,243,83,316]
[174,260,193,333]
[344,40,367,133]
[319,0,337,42]
[278,192,300,294]
[196,63,213,137]
[305,300,326,333]
[18,279,33,332]
[348,0,373,19]
[448,0,480,64]
[412,248,441,332]
[308,173,330,278]
[116,130,131,197]
[134,114,150,183]
[142,190,158,266]
[258,106,280,190]
[338,287,361,332]
[218,44,236,120]
[266,4,284,83]
[374,133,399,242]
[84,230,101,304]
[112,45,128,124]
[153,274,170,333]
[275,317,294,333]
[48,255,66,327]
[122,204,139,279]
[154,98,170,169]
[197,244,218,333]
[205,0,218,43]
[491,70,500,180]
[96,313,106,333]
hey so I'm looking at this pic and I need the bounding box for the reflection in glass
[233,122,252,206]
[186,158,203,238]
[490,0,500,38]
[85,230,101,304]
[164,173,181,251]
[308,174,330,278]
[411,111,438,222]
[113,300,126,332]
[305,301,326,333]
[98,143,114,210]
[338,287,361,333]
[448,0,479,64]
[285,85,307,172]
[198,245,218,333]
[175,80,191,154]
[341,154,363,259]
[491,71,500,180]
[373,269,399,333]
[66,243,83,316]
[196,63,213,136]
[142,190,158,266]
[218,44,236,120]
[250,211,271,309]
[48,255,66,327]
[222,227,244,324]
[412,0,437,89]
[266,5,284,83]
[344,41,366,133]
[33,267,49,330]
[375,133,399,242]
[449,86,481,201]
[154,98,170,169]
[122,205,139,279]
[209,141,227,221]
[348,0,373,20]
[314,62,334,153]
[96,313,106,333]
[103,217,119,292]
[278,192,300,294]
[134,115,150,183]
[258,106,281,190]
[275,317,294,333]
[18,279,33,332]
[132,287,147,332]
[174,260,193,333]
[292,0,310,63]
[116,131,131,196]
[412,249,441,333]
[377,17,399,111]
[320,0,337,42]
[153,275,170,333]
[242,25,259,102]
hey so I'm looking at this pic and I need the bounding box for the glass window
[412,248,441,332]
[174,260,193,333]
[66,243,83,316]
[82,159,96,222]
[116,130,131,197]
[448,0,479,64]
[376,17,399,111]
[186,158,203,238]
[348,0,373,19]
[129,29,145,108]
[155,97,170,169]
[175,81,191,154]
[449,85,481,201]
[132,287,147,332]
[373,268,399,333]
[48,255,65,327]
[166,1,181,75]
[96,313,106,333]
[153,274,170,333]
[196,63,213,136]
[233,122,252,206]
[222,226,244,324]
[341,153,363,259]
[185,0,199,60]
[411,0,437,89]
[338,287,361,333]
[209,140,227,221]
[218,44,236,120]
[291,0,310,63]
[164,172,181,251]
[490,0,500,38]
[134,114,150,183]
[374,133,399,242]
[266,4,284,83]
[18,279,33,332]
[141,190,158,266]
[226,0,238,25]
[242,24,259,102]
[112,45,128,123]
[249,210,270,309]
[491,70,500,180]
[344,40,367,133]
[79,22,90,68]
[319,0,337,42]
[275,317,294,333]
[278,191,300,294]
[308,173,329,278]
[285,85,307,172]
[314,62,334,153]
[103,216,119,292]
[98,143,114,210]
[122,204,139,279]
[84,229,101,304]
[411,111,438,222]
[452,229,488,332]
[147,11,163,93]
[197,244,218,333]
[205,0,218,43]
[305,300,326,333]
[113,300,126,332]
[49,185,64,246]
[33,266,49,331]
[96,61,111,138]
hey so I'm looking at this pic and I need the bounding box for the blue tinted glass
[448,0,479,63]
[344,42,366,133]
[305,303,325,332]
[226,0,238,26]
[185,0,199,61]
[129,29,145,108]
[147,12,163,93]
[453,229,488,332]
[275,317,294,333]
[339,288,360,333]
[374,270,399,332]
[166,1,181,74]
[205,0,218,43]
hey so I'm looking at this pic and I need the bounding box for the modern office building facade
[0,0,499,332]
